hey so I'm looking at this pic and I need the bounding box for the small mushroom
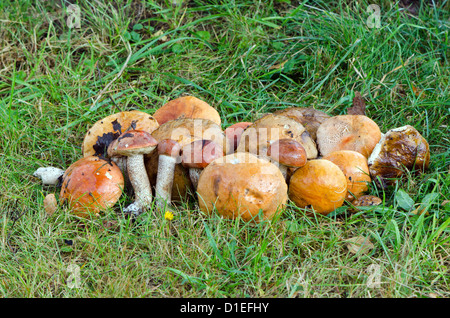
[273,107,330,141]
[367,125,430,188]
[196,152,288,222]
[153,95,221,126]
[146,118,230,202]
[288,159,348,215]
[236,114,318,159]
[113,130,158,215]
[59,156,124,218]
[43,193,58,216]
[224,121,253,154]
[266,138,307,180]
[316,115,382,158]
[323,150,371,202]
[154,139,182,211]
[33,167,65,186]
[181,139,224,189]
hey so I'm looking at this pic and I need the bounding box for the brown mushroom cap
[197,152,288,222]
[236,114,318,159]
[323,150,371,201]
[146,118,229,201]
[350,195,382,212]
[273,107,330,141]
[59,156,124,218]
[224,121,253,154]
[82,110,159,157]
[316,115,382,158]
[267,138,307,168]
[153,96,221,126]
[368,125,430,188]
[114,130,158,156]
[181,139,224,169]
[288,159,348,215]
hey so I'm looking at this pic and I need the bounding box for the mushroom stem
[123,154,153,215]
[154,139,181,212]
[112,130,158,216]
[154,154,177,210]
[188,167,202,189]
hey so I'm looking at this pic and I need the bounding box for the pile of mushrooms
[34,93,430,221]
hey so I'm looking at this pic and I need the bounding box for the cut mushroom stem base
[123,154,153,215]
[154,155,177,211]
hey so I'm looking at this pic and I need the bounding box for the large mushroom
[273,107,330,141]
[59,156,124,218]
[323,150,371,202]
[316,115,382,158]
[181,139,224,189]
[153,96,221,126]
[288,159,348,215]
[368,125,430,188]
[112,129,158,215]
[236,113,318,160]
[82,110,159,158]
[145,118,230,202]
[197,152,288,222]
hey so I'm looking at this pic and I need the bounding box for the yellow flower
[164,211,174,221]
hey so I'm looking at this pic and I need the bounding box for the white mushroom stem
[123,154,152,215]
[154,154,177,211]
[33,167,65,185]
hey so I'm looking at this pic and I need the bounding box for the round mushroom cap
[236,114,318,159]
[367,125,430,188]
[59,156,124,218]
[197,152,288,222]
[153,96,221,126]
[316,115,382,158]
[267,138,307,168]
[157,139,182,157]
[181,139,224,169]
[224,121,253,154]
[273,107,330,141]
[288,159,348,215]
[323,150,371,201]
[82,110,159,157]
[114,130,158,156]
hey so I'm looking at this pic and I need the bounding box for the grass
[0,0,449,298]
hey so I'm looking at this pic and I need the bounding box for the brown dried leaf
[269,60,288,70]
[346,236,374,255]
[347,91,366,115]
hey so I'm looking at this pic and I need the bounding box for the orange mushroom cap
[288,159,348,215]
[153,96,221,126]
[59,156,124,217]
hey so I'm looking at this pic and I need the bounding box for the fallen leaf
[347,91,366,115]
[43,193,58,216]
[346,236,374,255]
[269,60,288,70]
